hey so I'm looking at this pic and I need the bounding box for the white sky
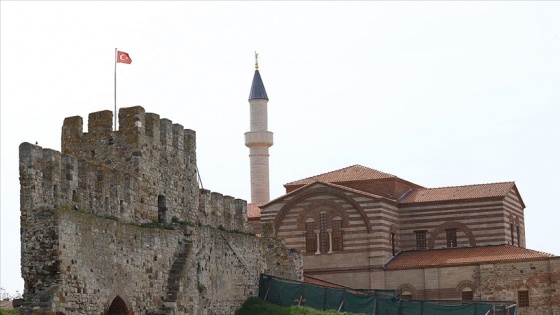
[1,1,559,295]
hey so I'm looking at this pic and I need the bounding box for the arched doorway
[107,295,129,315]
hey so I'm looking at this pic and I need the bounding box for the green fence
[259,274,517,315]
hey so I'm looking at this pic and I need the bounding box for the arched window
[319,212,329,253]
[461,287,473,300]
[510,222,515,245]
[518,285,529,307]
[305,218,317,253]
[401,290,412,300]
[332,216,343,251]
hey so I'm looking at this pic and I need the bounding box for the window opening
[401,291,412,300]
[446,228,457,247]
[305,221,317,253]
[516,224,521,247]
[391,232,396,255]
[518,286,529,307]
[332,219,343,251]
[158,195,167,224]
[510,223,514,245]
[462,287,473,300]
[320,212,328,253]
[415,231,427,250]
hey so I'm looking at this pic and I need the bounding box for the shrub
[235,297,367,315]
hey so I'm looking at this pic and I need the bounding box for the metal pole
[337,300,345,312]
[114,48,117,131]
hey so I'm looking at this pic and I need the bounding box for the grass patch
[235,297,290,315]
[100,214,119,221]
[235,297,366,315]
[217,224,255,236]
[138,222,175,230]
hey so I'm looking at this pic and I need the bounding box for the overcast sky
[1,1,559,295]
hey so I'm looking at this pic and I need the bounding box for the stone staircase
[148,232,192,315]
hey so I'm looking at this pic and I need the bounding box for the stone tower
[245,54,273,205]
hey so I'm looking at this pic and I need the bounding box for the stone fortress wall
[19,106,302,315]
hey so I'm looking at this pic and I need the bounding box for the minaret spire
[245,54,273,205]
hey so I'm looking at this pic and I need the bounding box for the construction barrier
[259,274,517,315]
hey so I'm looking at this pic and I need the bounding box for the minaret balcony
[245,131,273,147]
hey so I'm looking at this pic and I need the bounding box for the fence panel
[258,274,517,315]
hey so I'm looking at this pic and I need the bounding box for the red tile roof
[285,165,396,186]
[400,182,515,204]
[385,245,555,270]
[247,203,261,218]
[303,275,350,289]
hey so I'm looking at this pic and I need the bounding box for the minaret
[245,53,273,205]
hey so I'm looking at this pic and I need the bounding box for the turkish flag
[117,51,132,64]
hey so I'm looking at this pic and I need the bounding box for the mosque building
[245,57,560,314]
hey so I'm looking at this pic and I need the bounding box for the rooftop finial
[255,51,259,70]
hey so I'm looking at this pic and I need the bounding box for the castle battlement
[17,65,304,315]
[61,106,196,172]
[20,106,251,232]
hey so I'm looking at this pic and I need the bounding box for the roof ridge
[285,164,396,185]
[515,245,557,257]
[395,244,555,256]
[326,182,395,202]
[416,181,515,191]
[285,164,361,184]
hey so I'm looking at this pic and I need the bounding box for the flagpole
[114,48,117,131]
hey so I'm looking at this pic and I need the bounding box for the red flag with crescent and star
[117,51,132,64]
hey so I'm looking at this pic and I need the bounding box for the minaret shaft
[246,62,272,205]
[247,146,271,204]
[250,101,269,131]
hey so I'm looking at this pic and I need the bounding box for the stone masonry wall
[478,258,560,315]
[383,258,560,315]
[19,107,302,314]
[19,207,301,314]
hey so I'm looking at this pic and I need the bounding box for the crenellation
[88,110,113,139]
[118,106,145,138]
[19,143,44,210]
[145,112,160,138]
[160,118,173,149]
[234,199,249,232]
[211,192,224,228]
[61,116,83,154]
[223,196,235,230]
[172,123,184,151]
